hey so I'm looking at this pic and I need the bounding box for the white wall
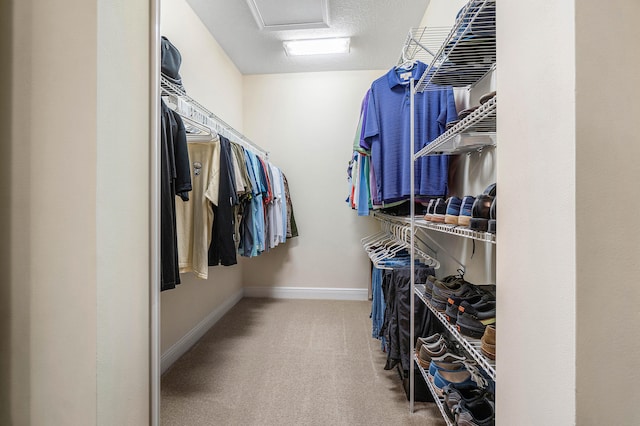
[160,0,245,355]
[2,0,151,424]
[96,0,150,424]
[498,1,576,424]
[7,1,99,424]
[241,71,381,292]
[420,0,466,27]
[0,2,11,421]
[575,1,640,424]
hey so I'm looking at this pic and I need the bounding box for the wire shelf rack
[415,219,496,244]
[416,284,496,381]
[160,75,269,158]
[414,0,496,92]
[416,95,497,157]
[414,357,455,426]
[373,212,496,244]
[397,27,451,66]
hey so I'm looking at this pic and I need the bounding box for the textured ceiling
[186,0,430,75]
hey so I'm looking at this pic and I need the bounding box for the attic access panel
[246,0,329,30]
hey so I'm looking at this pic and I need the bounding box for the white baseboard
[243,286,368,301]
[160,288,243,374]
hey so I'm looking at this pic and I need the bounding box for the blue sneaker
[458,196,476,227]
[433,361,487,395]
[433,369,478,395]
[445,196,462,225]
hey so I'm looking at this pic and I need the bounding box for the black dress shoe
[482,183,496,197]
[469,194,493,232]
[488,197,496,234]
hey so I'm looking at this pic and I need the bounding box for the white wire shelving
[415,94,497,157]
[416,284,496,381]
[397,27,451,66]
[416,218,496,244]
[415,0,496,92]
[388,0,498,417]
[373,212,496,244]
[414,357,455,426]
[160,75,269,158]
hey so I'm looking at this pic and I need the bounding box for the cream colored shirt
[176,135,221,279]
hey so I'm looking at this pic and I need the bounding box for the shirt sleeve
[171,111,192,201]
[205,139,221,206]
[230,146,246,194]
[361,88,379,150]
[436,88,459,135]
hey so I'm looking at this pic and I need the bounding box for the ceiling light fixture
[283,37,351,56]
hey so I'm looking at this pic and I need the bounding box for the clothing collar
[386,61,426,89]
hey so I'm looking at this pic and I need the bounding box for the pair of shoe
[456,298,496,339]
[424,273,465,303]
[424,196,475,226]
[416,334,452,368]
[424,198,448,223]
[443,384,495,426]
[428,351,467,380]
[416,332,443,356]
[444,287,494,325]
[432,359,487,396]
[424,183,496,231]
[480,325,495,360]
[426,272,472,311]
[443,384,492,421]
[424,275,439,300]
[470,183,496,233]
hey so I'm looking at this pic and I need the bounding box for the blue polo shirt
[363,61,457,203]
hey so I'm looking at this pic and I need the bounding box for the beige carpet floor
[161,298,446,426]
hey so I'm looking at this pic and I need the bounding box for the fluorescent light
[283,37,350,56]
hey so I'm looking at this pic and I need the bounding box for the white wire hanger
[361,223,440,270]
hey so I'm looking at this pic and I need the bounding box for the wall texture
[96,0,150,424]
[498,1,576,424]
[2,0,151,424]
[575,1,640,424]
[160,0,245,355]
[6,1,98,424]
[241,71,382,293]
[0,0,11,422]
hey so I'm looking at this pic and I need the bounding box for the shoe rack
[403,0,498,421]
[373,212,496,244]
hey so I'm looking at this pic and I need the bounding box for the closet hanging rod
[160,75,269,159]
[179,114,215,138]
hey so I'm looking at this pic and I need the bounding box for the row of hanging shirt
[160,95,298,291]
[346,60,460,215]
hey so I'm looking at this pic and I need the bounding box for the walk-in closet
[3,0,640,425]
